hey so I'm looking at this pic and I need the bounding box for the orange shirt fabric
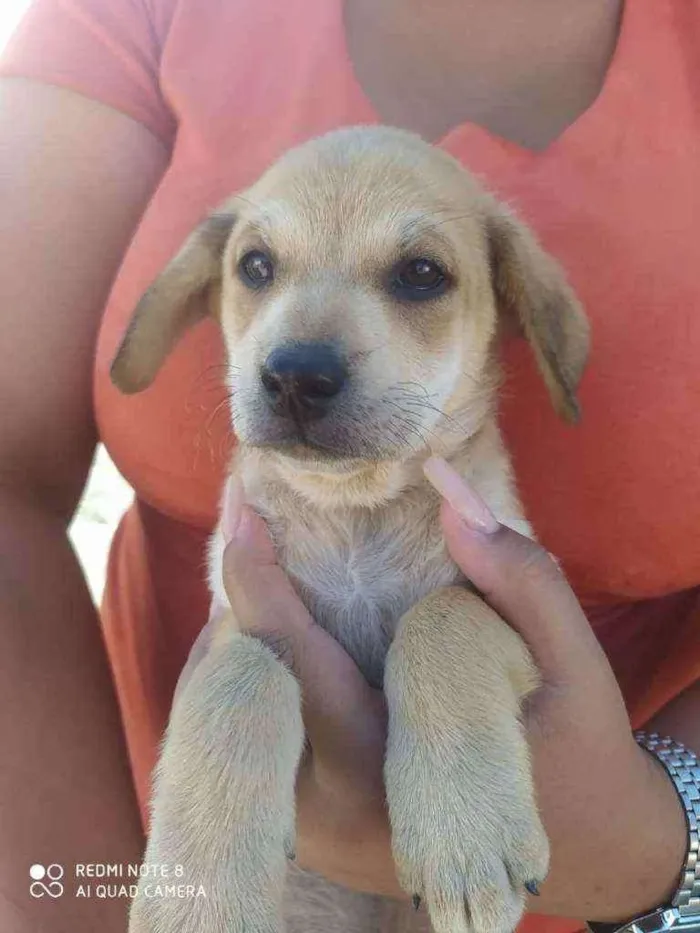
[3,3,700,931]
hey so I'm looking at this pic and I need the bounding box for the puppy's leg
[129,626,304,933]
[384,587,549,933]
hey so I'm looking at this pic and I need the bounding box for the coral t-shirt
[3,2,700,930]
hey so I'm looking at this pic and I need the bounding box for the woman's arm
[0,79,168,931]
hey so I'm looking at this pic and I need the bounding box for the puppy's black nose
[261,343,347,420]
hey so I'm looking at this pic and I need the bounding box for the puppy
[111,126,589,933]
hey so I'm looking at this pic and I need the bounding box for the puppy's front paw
[385,720,549,933]
[129,633,304,933]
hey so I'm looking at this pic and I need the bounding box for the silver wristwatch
[588,732,700,933]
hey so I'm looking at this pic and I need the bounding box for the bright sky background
[0,0,31,52]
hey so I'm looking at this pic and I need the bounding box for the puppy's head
[112,127,588,504]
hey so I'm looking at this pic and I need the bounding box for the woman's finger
[222,504,384,764]
[424,457,607,684]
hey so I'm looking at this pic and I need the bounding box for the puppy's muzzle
[260,342,347,423]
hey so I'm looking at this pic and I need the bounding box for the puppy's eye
[239,250,274,288]
[392,258,449,300]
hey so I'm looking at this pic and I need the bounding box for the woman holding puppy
[0,1,698,932]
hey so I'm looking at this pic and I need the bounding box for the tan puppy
[112,126,589,933]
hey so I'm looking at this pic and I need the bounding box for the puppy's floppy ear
[111,211,236,394]
[486,204,590,423]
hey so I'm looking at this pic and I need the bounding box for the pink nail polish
[233,508,255,543]
[423,457,500,534]
[221,476,244,543]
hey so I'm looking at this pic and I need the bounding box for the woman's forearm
[0,491,144,932]
[516,673,700,923]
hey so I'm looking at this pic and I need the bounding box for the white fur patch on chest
[272,503,461,687]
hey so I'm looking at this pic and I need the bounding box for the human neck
[344,0,624,148]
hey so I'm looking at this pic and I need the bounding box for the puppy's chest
[273,508,462,688]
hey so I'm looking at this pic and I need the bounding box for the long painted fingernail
[232,507,255,543]
[423,457,500,534]
[222,475,244,544]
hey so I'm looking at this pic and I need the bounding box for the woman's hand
[179,462,687,920]
[420,459,687,922]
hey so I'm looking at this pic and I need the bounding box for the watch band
[635,732,700,918]
[588,732,700,933]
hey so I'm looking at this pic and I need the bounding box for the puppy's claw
[412,894,422,911]
[524,880,541,897]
